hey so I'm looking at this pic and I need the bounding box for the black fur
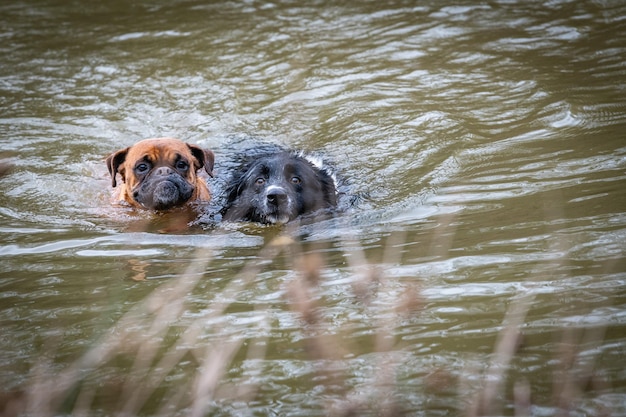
[221,152,337,224]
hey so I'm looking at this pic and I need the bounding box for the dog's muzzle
[266,187,289,206]
[263,185,292,224]
[134,167,195,210]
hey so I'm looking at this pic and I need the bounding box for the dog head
[106,138,214,210]
[222,152,337,224]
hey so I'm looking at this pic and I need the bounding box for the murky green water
[1,1,625,416]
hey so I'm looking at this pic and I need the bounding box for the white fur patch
[296,151,339,193]
[297,151,324,169]
[266,184,287,194]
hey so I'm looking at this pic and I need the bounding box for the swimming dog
[221,151,337,224]
[106,137,214,210]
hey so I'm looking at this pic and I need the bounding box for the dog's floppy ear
[105,147,129,188]
[224,161,258,205]
[188,144,215,178]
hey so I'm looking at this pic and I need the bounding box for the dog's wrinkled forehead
[125,140,191,166]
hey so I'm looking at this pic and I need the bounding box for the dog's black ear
[225,174,246,203]
[188,144,215,177]
[224,165,255,209]
[105,147,129,188]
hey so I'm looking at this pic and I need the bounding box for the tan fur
[106,137,214,209]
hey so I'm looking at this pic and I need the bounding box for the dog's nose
[153,166,174,177]
[267,188,288,206]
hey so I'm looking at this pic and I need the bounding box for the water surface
[1,1,625,416]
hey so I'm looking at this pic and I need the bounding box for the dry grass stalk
[283,230,427,417]
[467,292,534,416]
[552,325,609,417]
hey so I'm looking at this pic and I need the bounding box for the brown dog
[106,138,214,210]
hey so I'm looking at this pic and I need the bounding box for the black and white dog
[221,151,337,225]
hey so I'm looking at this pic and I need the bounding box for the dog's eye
[291,176,301,184]
[176,160,189,170]
[255,178,265,185]
[135,163,150,173]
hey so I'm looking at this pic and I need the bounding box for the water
[1,1,625,415]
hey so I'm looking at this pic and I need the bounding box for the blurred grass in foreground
[0,226,614,417]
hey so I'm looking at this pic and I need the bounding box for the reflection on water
[1,0,625,415]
